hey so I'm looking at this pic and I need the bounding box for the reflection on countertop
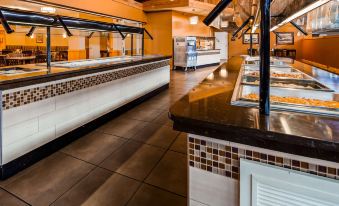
[170,56,339,163]
[291,60,339,92]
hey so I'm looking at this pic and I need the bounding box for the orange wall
[228,34,259,58]
[144,11,213,68]
[228,24,303,59]
[144,11,173,56]
[300,36,339,68]
[270,24,304,60]
[172,11,213,37]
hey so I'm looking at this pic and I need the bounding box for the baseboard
[174,63,220,71]
[196,63,220,69]
[0,83,169,180]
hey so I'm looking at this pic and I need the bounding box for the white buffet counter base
[2,58,170,165]
[188,134,339,206]
[197,49,221,67]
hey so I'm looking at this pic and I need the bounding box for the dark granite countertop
[169,56,339,163]
[0,55,171,90]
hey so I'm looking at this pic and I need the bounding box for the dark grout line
[143,182,187,198]
[60,136,131,168]
[0,187,32,206]
[124,130,185,205]
[48,165,97,206]
[168,149,187,155]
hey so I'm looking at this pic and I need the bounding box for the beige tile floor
[0,66,216,206]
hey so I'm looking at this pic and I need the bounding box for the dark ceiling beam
[144,28,153,40]
[273,31,282,39]
[57,16,73,37]
[238,26,251,39]
[87,31,95,39]
[244,26,251,34]
[26,26,36,37]
[112,24,126,40]
[0,9,14,33]
[203,0,233,26]
[290,21,308,36]
[232,16,254,39]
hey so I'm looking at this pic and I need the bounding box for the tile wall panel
[3,127,56,163]
[188,134,339,181]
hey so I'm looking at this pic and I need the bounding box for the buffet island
[170,56,339,206]
[0,55,171,179]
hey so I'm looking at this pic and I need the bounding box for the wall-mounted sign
[36,34,44,43]
[276,32,294,45]
[243,33,259,44]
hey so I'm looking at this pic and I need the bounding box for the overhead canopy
[0,7,144,34]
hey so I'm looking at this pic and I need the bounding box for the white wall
[89,36,101,59]
[215,32,228,60]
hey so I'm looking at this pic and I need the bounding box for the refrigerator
[173,36,198,71]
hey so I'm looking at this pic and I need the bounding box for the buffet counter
[196,49,221,67]
[0,55,171,179]
[169,56,339,206]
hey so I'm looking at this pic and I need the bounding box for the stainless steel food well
[231,63,338,117]
[241,75,334,92]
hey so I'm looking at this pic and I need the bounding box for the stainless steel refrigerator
[173,36,197,71]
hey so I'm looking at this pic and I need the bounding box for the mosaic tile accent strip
[188,136,339,181]
[2,60,169,110]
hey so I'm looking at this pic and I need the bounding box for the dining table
[5,56,36,65]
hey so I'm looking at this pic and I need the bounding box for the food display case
[41,56,136,69]
[231,58,339,117]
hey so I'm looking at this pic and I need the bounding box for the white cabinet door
[240,159,339,206]
[215,32,228,60]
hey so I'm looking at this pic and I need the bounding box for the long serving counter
[169,56,339,206]
[0,55,171,179]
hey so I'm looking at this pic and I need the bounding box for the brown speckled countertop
[170,56,339,163]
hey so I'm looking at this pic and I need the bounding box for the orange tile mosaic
[188,136,339,180]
